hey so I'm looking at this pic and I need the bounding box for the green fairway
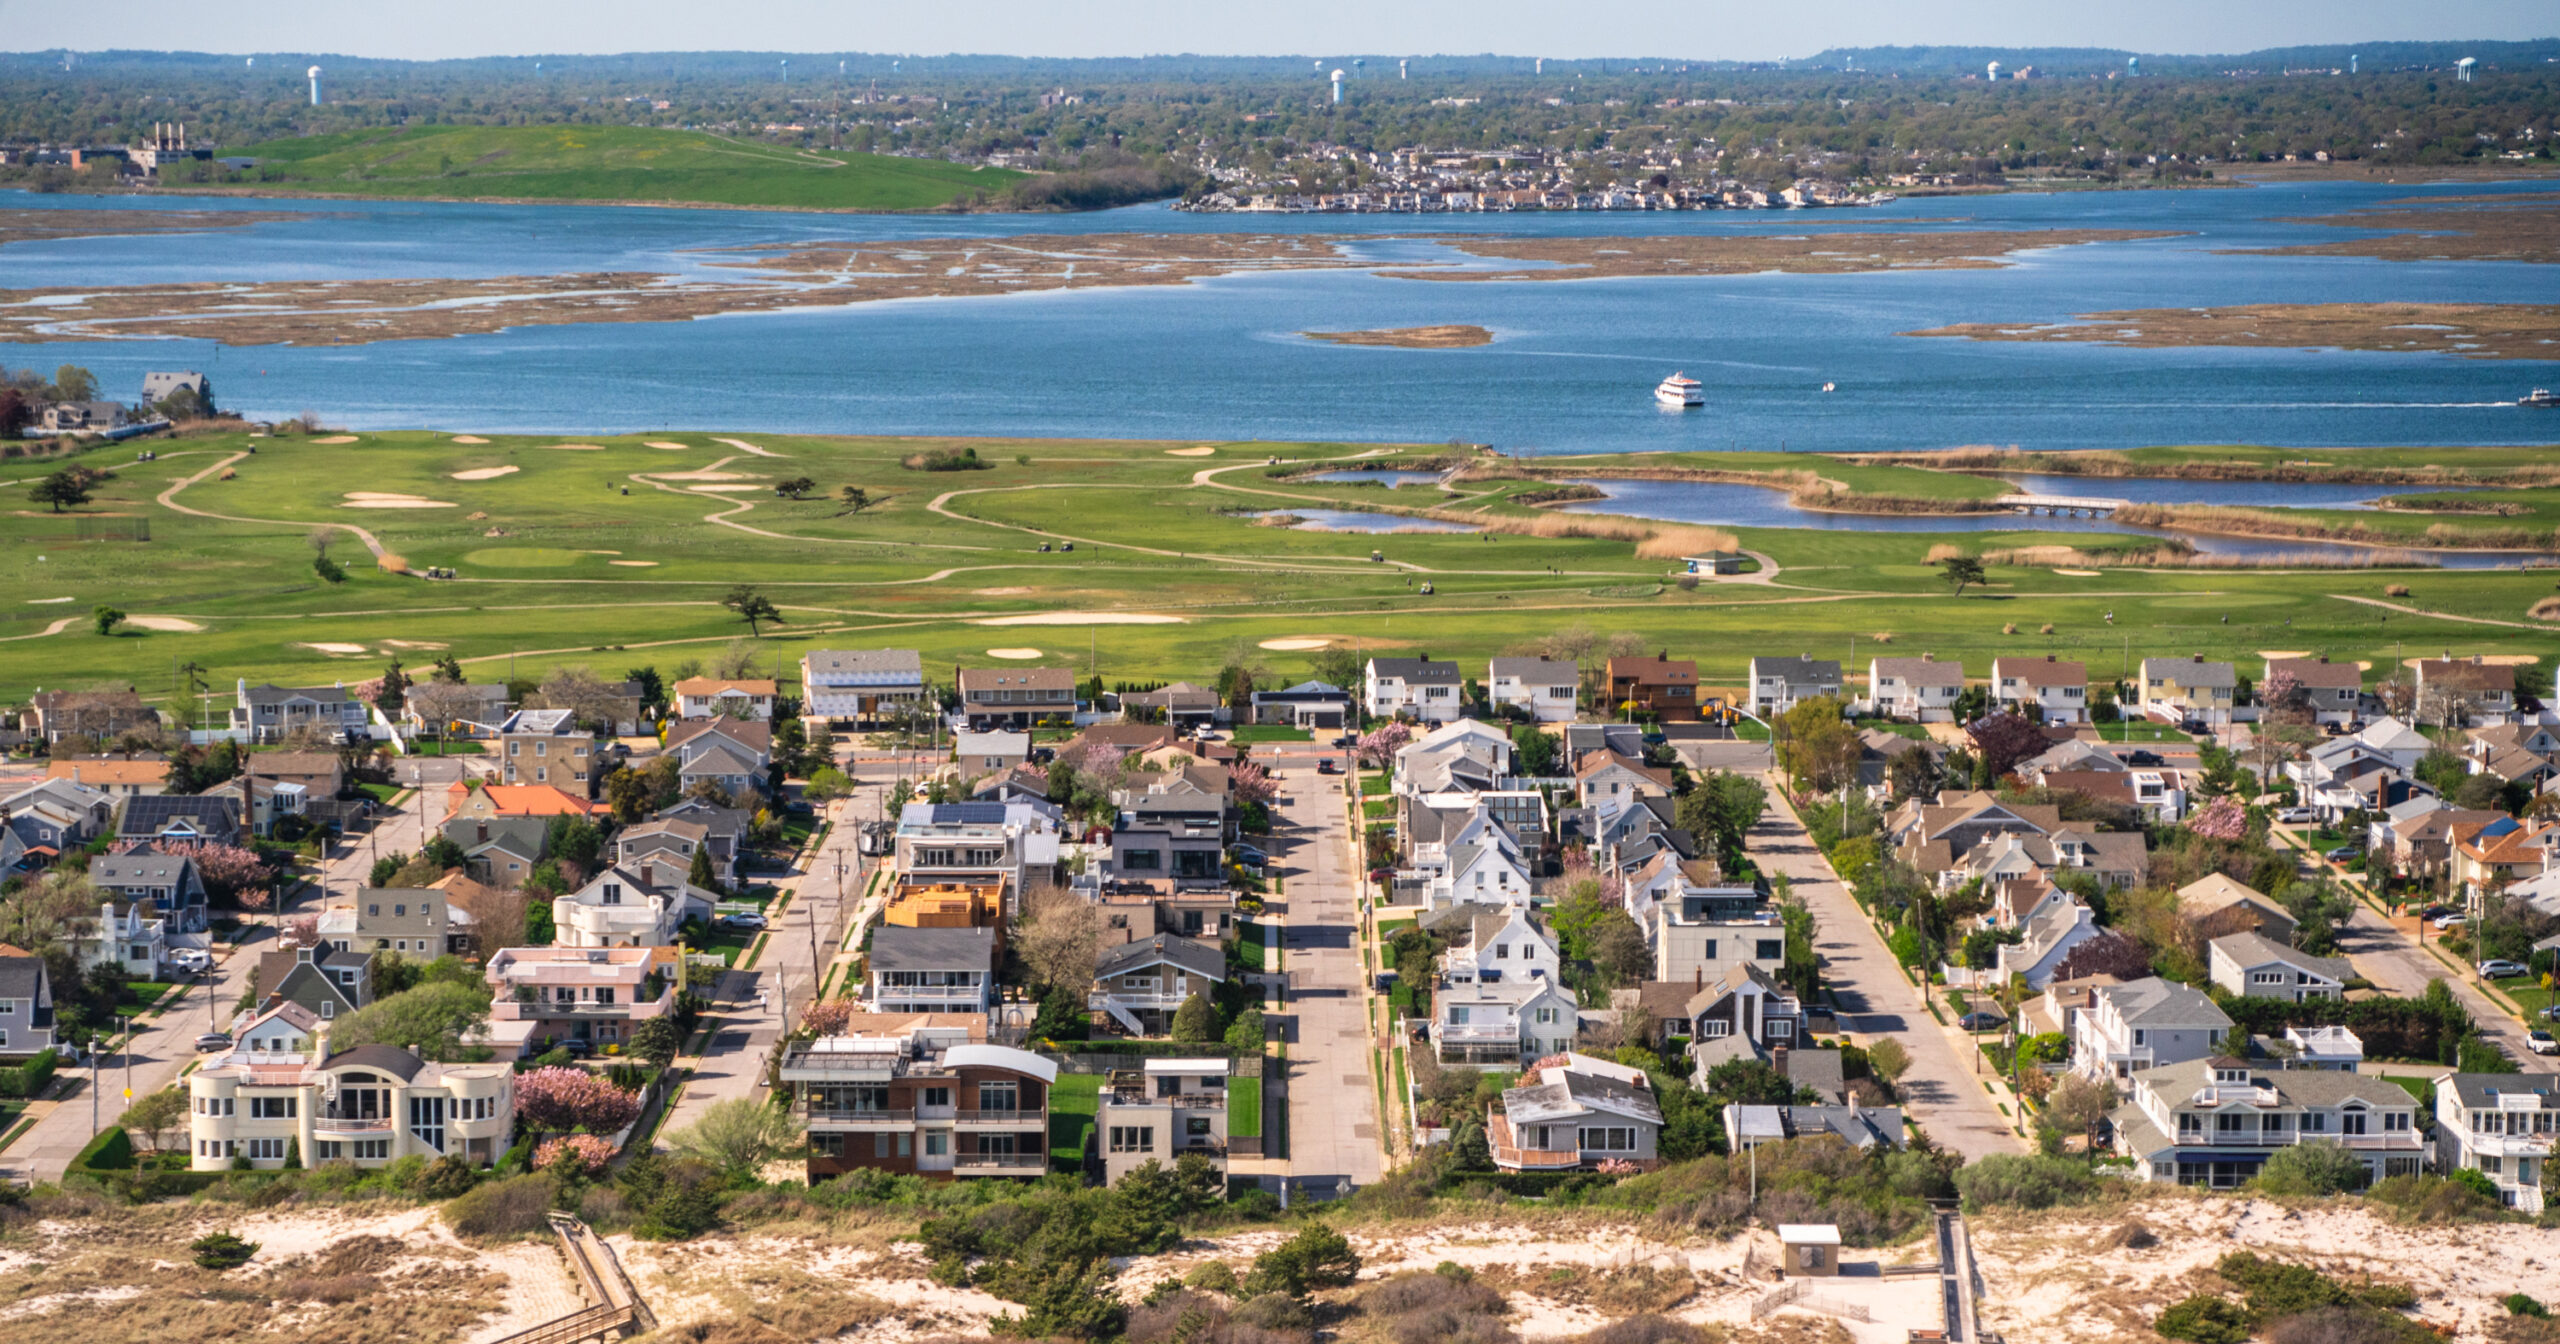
[222,125,1026,211]
[5,427,2558,721]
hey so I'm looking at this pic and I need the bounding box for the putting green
[461,547,590,568]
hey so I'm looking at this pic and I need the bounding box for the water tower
[2457,56,2476,82]
[2126,55,2139,77]
[1536,57,1545,75]
[1399,58,1408,80]
[2350,54,2359,74]
[1353,58,1364,78]
[1330,68,1345,103]
[307,64,323,106]
[1986,60,2001,81]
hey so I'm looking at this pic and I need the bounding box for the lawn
[1230,725,1311,744]
[1378,917,1415,939]
[2488,975,2557,1022]
[402,740,486,757]
[1227,1077,1262,1139]
[1360,775,1391,798]
[355,781,403,805]
[2381,1075,2437,1106]
[220,125,1027,211]
[684,924,758,968]
[2092,719,2199,744]
[1235,920,1271,973]
[117,980,181,1020]
[1361,798,1396,820]
[1049,1073,1100,1168]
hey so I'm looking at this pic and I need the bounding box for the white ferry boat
[1655,372,1704,407]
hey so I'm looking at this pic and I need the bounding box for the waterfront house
[1723,1100,1907,1153]
[1091,933,1225,1036]
[2110,1056,2421,1188]
[779,1017,1052,1182]
[1100,1058,1238,1184]
[2434,1073,2558,1212]
[1434,975,1579,1068]
[189,1038,514,1171]
[2073,976,2233,1082]
[1489,1053,1663,1173]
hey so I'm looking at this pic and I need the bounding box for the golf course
[6,427,2558,715]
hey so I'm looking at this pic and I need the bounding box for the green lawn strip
[1048,1073,1101,1167]
[629,1077,686,1153]
[2381,1075,2437,1106]
[1361,798,1395,820]
[1229,725,1310,744]
[740,933,770,972]
[1378,917,1414,939]
[1236,920,1269,972]
[0,1111,34,1155]
[1359,775,1391,798]
[1226,1077,1262,1139]
[2488,975,2555,1021]
[355,781,403,805]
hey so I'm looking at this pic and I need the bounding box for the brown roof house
[22,688,158,745]
[2415,656,2518,727]
[959,667,1077,730]
[2176,874,2296,944]
[1606,653,1700,721]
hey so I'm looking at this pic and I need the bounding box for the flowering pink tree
[154,839,275,904]
[515,1066,643,1133]
[536,1134,617,1179]
[801,998,855,1037]
[1072,741,1128,779]
[2184,795,2249,842]
[1353,721,1412,768]
[2259,668,2301,713]
[1227,758,1279,810]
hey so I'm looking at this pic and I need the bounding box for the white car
[2275,807,2316,825]
[166,948,212,974]
[2531,1030,2560,1057]
[2433,912,2470,931]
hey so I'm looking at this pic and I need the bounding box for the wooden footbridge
[1996,492,2132,518]
[487,1214,658,1344]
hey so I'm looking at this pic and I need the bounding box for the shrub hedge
[0,1049,58,1098]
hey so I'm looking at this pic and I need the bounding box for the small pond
[1299,470,1447,489]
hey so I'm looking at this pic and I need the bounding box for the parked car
[2433,912,2470,930]
[1230,844,1270,868]
[2531,1030,2560,1056]
[2541,1004,2560,1023]
[2324,845,2360,863]
[1368,867,1396,883]
[2477,959,2530,979]
[718,912,768,932]
[1332,734,1358,748]
[2123,750,2165,766]
[2417,904,2456,921]
[194,1033,233,1053]
[2275,807,2316,825]
[1317,759,1341,775]
[1957,1011,2008,1032]
[548,1038,595,1058]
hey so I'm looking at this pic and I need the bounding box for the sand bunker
[976,612,1186,626]
[985,647,1043,659]
[341,491,456,509]
[547,443,607,451]
[2403,653,2540,666]
[309,434,358,444]
[26,596,71,604]
[451,435,489,444]
[609,560,659,567]
[2257,649,2314,660]
[297,642,369,655]
[646,441,691,450]
[1259,637,1334,651]
[2052,569,2101,577]
[449,465,521,481]
[381,639,448,649]
[1167,447,1217,457]
[124,615,205,632]
[976,586,1032,596]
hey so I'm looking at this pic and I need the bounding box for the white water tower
[1330,68,1344,103]
[2126,56,2139,77]
[1399,58,1408,80]
[1986,60,2001,81]
[2457,56,2476,82]
[1536,57,1544,75]
[307,64,323,106]
[2350,54,2359,74]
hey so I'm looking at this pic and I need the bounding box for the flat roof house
[1100,1058,1239,1184]
[779,1020,1052,1182]
[484,945,680,1057]
[802,649,926,725]
[495,708,599,798]
[1250,680,1353,730]
[189,1039,515,1171]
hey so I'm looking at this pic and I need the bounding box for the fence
[1748,1279,1872,1324]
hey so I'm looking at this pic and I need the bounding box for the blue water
[1560,477,2528,568]
[2000,473,2485,509]
[1,180,2556,456]
[1301,470,1447,488]
[1243,509,1477,533]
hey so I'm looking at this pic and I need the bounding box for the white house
[189,1039,516,1171]
[1434,975,1579,1068]
[1992,890,2099,991]
[800,649,925,724]
[2435,1074,2558,1212]
[1487,657,1580,723]
[671,677,777,721]
[2073,976,2233,1082]
[79,900,168,978]
[1366,657,1463,724]
[1990,655,2088,724]
[2111,1056,2421,1189]
[1868,655,1965,723]
[1749,655,1843,717]
[552,859,717,949]
[1439,906,1561,987]
[2208,932,2352,1004]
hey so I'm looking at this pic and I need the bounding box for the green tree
[1170,992,1218,1044]
[27,466,100,512]
[774,476,817,499]
[421,833,467,871]
[119,1084,188,1152]
[50,364,97,402]
[687,842,722,895]
[1772,697,1862,794]
[834,485,875,515]
[1940,554,1988,596]
[1242,1222,1361,1298]
[990,1256,1125,1339]
[191,1231,260,1271]
[668,1096,805,1182]
[1224,1007,1267,1054]
[1677,770,1767,863]
[92,604,125,636]
[326,981,492,1060]
[722,585,783,636]
[2254,1139,2369,1196]
[1586,911,1651,982]
[628,1015,685,1068]
[1865,1036,1912,1087]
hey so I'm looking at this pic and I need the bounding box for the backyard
[1048,1072,1100,1169]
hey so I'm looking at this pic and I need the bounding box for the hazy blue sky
[4,0,2550,62]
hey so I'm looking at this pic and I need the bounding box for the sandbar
[1389,229,2183,282]
[450,466,520,480]
[1908,302,2560,362]
[124,615,205,632]
[1304,324,1492,349]
[976,612,1185,626]
[0,207,304,250]
[2230,198,2560,266]
[985,647,1043,659]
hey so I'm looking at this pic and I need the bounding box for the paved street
[12,943,257,1180]
[1270,763,1383,1190]
[1752,788,2029,1163]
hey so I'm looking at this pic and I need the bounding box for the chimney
[408,1043,423,1058]
[1693,965,1703,990]
[475,821,488,844]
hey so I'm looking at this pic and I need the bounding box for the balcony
[315,1115,395,1135]
[953,1151,1046,1172]
[1438,1020,1521,1043]
[955,1109,1040,1127]
[1105,1091,1227,1110]
[1091,990,1190,1013]
[870,984,987,1006]
[799,1106,915,1128]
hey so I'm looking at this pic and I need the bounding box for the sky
[2,0,2552,63]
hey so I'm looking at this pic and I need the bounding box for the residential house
[2073,976,2235,1082]
[2177,875,2299,944]
[251,944,374,1023]
[1488,657,1580,723]
[1868,655,1965,723]
[1677,962,1804,1060]
[1110,788,1228,892]
[116,792,243,848]
[1990,655,2089,724]
[801,649,926,725]
[1249,680,1353,730]
[1748,655,1843,717]
[228,1000,322,1058]
[1097,890,1236,946]
[1605,652,1700,721]
[1434,974,1580,1067]
[495,709,600,798]
[320,886,472,959]
[253,750,348,802]
[2140,656,2240,729]
[2434,1074,2559,1212]
[2416,656,2518,726]
[958,667,1076,730]
[89,846,208,931]
[77,900,166,977]
[400,680,509,736]
[1100,1059,1239,1183]
[1122,681,1222,726]
[444,781,607,822]
[897,799,1064,898]
[953,731,1031,775]
[22,688,158,744]
[780,1019,1053,1182]
[1951,825,2148,893]
[1994,891,2101,991]
[2464,722,2560,795]
[2208,933,2352,1003]
[232,681,369,743]
[2274,1024,2366,1071]
[46,756,170,798]
[1575,749,1672,817]
[867,926,999,1015]
[2452,817,2560,911]
[1438,906,1561,989]
[1723,1101,1908,1153]
[2110,1057,2421,1188]
[0,947,55,1060]
[39,400,127,432]
[1407,827,1534,909]
[484,945,681,1056]
[671,677,777,721]
[1393,719,1515,800]
[666,716,772,801]
[1091,933,1225,1036]
[1365,657,1464,724]
[552,860,716,949]
[1651,892,1785,985]
[884,880,1007,940]
[1489,1054,1664,1173]
[650,800,750,884]
[0,777,114,867]
[188,1040,515,1171]
[441,816,550,884]
[2291,731,2433,823]
[1889,793,2062,876]
[2368,799,2500,885]
[2266,656,2365,728]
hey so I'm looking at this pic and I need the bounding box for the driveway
[1750,788,2029,1163]
[1271,767,1383,1189]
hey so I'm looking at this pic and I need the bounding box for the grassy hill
[223,125,1027,211]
